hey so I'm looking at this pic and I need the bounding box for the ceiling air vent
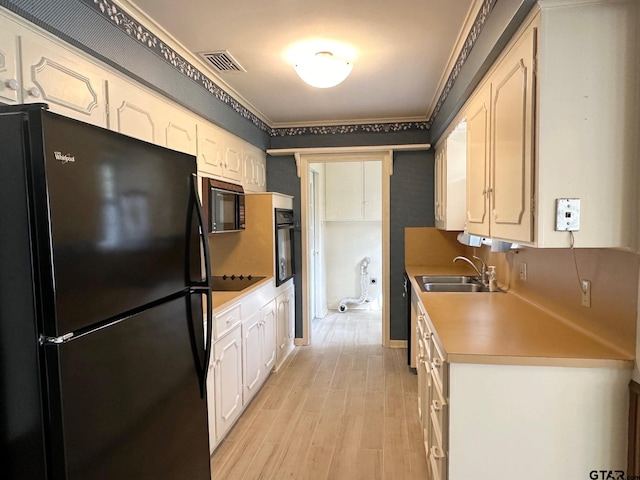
[200,50,246,73]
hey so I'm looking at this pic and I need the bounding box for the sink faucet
[453,255,488,284]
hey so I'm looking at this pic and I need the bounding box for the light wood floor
[210,309,429,480]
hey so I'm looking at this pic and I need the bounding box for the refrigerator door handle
[188,174,213,394]
[39,332,74,345]
[187,173,212,289]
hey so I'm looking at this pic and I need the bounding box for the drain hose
[338,257,371,313]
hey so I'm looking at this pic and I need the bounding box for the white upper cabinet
[198,124,267,190]
[325,161,381,221]
[435,120,467,231]
[0,18,20,105]
[197,122,226,177]
[325,162,363,221]
[463,1,637,248]
[534,0,637,248]
[243,143,267,192]
[464,22,535,243]
[465,83,491,238]
[107,78,197,155]
[20,35,107,127]
[223,135,244,183]
[363,161,382,221]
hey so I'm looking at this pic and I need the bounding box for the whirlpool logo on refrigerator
[53,151,76,164]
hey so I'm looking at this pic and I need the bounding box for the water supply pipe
[338,257,371,312]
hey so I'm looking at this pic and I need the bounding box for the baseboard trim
[389,340,408,349]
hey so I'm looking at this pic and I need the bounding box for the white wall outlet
[555,198,580,231]
[581,279,591,308]
[519,263,527,281]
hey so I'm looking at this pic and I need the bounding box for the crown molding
[83,0,497,137]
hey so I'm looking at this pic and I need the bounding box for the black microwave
[201,178,245,233]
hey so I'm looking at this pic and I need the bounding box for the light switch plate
[555,198,580,231]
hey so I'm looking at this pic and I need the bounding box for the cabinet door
[242,310,263,402]
[325,162,363,221]
[434,143,446,228]
[21,36,106,127]
[108,79,196,155]
[0,23,20,105]
[206,357,216,453]
[196,122,224,177]
[214,326,243,440]
[286,287,296,344]
[107,79,161,144]
[242,146,266,193]
[223,134,244,183]
[276,293,288,362]
[261,299,277,374]
[465,83,491,237]
[162,109,197,156]
[489,24,536,243]
[363,161,382,221]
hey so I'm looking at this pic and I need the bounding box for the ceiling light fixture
[294,51,353,88]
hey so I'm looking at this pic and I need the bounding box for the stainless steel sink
[417,275,479,284]
[414,275,496,293]
[420,282,490,293]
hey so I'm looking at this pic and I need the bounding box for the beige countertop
[211,276,274,312]
[406,265,633,369]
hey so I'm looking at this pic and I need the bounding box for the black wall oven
[275,209,294,286]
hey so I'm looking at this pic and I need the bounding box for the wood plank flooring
[210,309,429,480]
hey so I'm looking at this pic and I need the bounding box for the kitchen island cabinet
[406,265,632,480]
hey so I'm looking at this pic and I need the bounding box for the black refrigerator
[0,104,213,479]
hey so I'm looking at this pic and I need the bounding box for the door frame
[294,149,393,348]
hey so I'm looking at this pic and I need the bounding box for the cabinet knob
[433,399,442,411]
[5,79,19,91]
[433,357,442,368]
[28,86,41,98]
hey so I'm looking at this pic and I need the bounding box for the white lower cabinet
[416,295,629,480]
[207,282,295,451]
[275,283,295,370]
[205,353,216,454]
[211,324,243,448]
[417,308,448,480]
[243,299,276,404]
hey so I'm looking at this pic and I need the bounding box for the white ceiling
[124,0,478,128]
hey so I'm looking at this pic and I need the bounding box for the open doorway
[296,150,392,347]
[309,160,383,326]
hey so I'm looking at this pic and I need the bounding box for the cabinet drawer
[417,336,428,419]
[214,304,241,339]
[430,351,447,394]
[430,369,448,448]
